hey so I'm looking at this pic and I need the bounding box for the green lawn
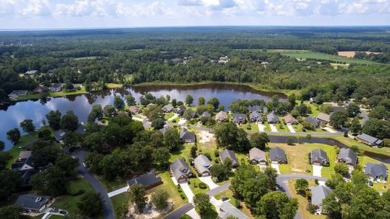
[277,119,289,132]
[334,136,390,157]
[279,164,292,174]
[154,172,188,207]
[164,113,175,120]
[111,193,128,219]
[189,177,209,195]
[241,123,258,132]
[293,123,303,132]
[99,178,126,192]
[307,103,320,117]
[6,132,40,168]
[264,123,271,132]
[105,83,123,89]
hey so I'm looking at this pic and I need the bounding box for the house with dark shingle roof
[15,194,51,213]
[249,111,262,123]
[232,113,246,124]
[317,113,331,124]
[215,111,228,122]
[220,149,239,168]
[305,117,320,128]
[249,148,267,165]
[356,133,383,146]
[267,112,279,124]
[365,163,388,182]
[194,154,212,176]
[180,127,196,143]
[162,104,174,113]
[269,147,287,164]
[175,105,186,115]
[310,149,330,166]
[218,202,249,219]
[200,111,211,118]
[127,173,162,189]
[338,148,358,167]
[310,186,333,215]
[170,158,193,183]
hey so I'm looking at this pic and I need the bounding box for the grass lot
[242,123,259,132]
[190,177,209,195]
[99,177,126,192]
[6,133,38,167]
[164,112,175,120]
[277,119,289,132]
[106,83,123,89]
[307,103,320,117]
[293,123,303,132]
[334,136,390,157]
[358,156,390,193]
[111,193,128,219]
[155,172,188,207]
[264,123,271,132]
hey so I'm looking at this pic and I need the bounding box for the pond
[0,83,285,150]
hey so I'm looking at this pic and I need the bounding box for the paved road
[164,203,194,219]
[360,109,369,125]
[73,150,115,219]
[207,182,231,196]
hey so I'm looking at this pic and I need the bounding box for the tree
[346,103,360,117]
[55,155,79,177]
[128,184,147,214]
[20,119,35,134]
[152,118,165,130]
[294,178,309,195]
[350,187,384,218]
[349,117,361,135]
[88,104,103,123]
[46,110,62,130]
[207,97,220,111]
[288,94,296,108]
[362,119,390,140]
[185,95,194,106]
[151,190,169,211]
[104,104,116,117]
[198,97,205,106]
[31,140,61,167]
[38,129,52,140]
[257,191,298,219]
[306,134,312,142]
[77,192,104,217]
[330,111,348,129]
[152,147,170,168]
[322,193,342,219]
[250,132,270,150]
[60,111,79,131]
[30,166,67,196]
[193,193,213,215]
[210,164,229,182]
[6,128,20,144]
[0,206,22,219]
[334,163,349,176]
[264,167,278,189]
[0,141,5,151]
[0,170,22,201]
[215,123,250,152]
[164,128,181,151]
[114,95,125,110]
[126,94,136,106]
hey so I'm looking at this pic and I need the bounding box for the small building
[194,154,212,176]
[249,111,262,123]
[170,158,193,183]
[232,113,246,124]
[269,147,287,164]
[310,186,333,215]
[12,151,34,172]
[267,112,279,124]
[54,130,66,143]
[200,111,211,118]
[218,202,249,219]
[25,70,38,75]
[8,90,28,100]
[283,114,296,124]
[316,113,331,124]
[33,85,48,93]
[337,148,358,167]
[310,149,330,166]
[127,173,163,189]
[180,127,196,143]
[248,105,261,112]
[220,149,239,168]
[356,133,383,146]
[129,106,140,114]
[215,111,228,122]
[365,163,388,182]
[15,194,51,213]
[249,148,267,165]
[175,105,186,115]
[305,117,320,128]
[162,104,174,113]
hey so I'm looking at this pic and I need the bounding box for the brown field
[338,51,382,58]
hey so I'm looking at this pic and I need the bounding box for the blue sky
[0,0,389,29]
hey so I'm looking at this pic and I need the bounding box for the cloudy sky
[0,0,389,29]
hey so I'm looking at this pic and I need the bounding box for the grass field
[164,112,175,120]
[242,123,259,132]
[334,136,390,157]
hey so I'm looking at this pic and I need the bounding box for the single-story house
[200,111,211,118]
[249,111,262,123]
[249,148,267,165]
[220,149,239,168]
[175,105,186,115]
[356,133,383,146]
[194,154,212,176]
[337,148,358,167]
[310,186,333,215]
[180,127,196,143]
[25,70,38,75]
[305,117,320,128]
[33,85,48,93]
[283,114,296,124]
[170,158,193,183]
[15,194,51,213]
[232,113,246,124]
[215,111,228,122]
[248,105,260,112]
[310,149,330,166]
[129,106,140,114]
[8,90,28,100]
[162,104,174,113]
[269,147,287,164]
[218,202,249,219]
[12,152,35,172]
[365,163,388,182]
[267,112,279,124]
[54,130,66,143]
[316,113,331,124]
[49,84,63,92]
[127,172,163,189]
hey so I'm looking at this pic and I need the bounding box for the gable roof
[162,104,174,112]
[267,112,279,123]
[54,130,66,142]
[311,149,329,164]
[220,149,239,166]
[215,111,228,121]
[127,173,162,188]
[15,194,50,211]
[249,148,267,162]
[129,106,140,113]
[232,114,246,123]
[19,151,32,160]
[218,202,249,219]
[310,186,332,206]
[338,148,358,166]
[175,105,186,114]
[170,158,192,180]
[357,133,382,145]
[365,163,388,178]
[283,114,295,124]
[317,113,331,123]
[194,154,211,174]
[201,111,211,118]
[305,117,320,127]
[269,147,287,162]
[249,111,262,121]
[180,127,196,141]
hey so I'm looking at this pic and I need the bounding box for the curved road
[73,150,115,219]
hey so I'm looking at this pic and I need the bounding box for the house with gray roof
[127,172,162,189]
[162,104,174,113]
[317,113,331,124]
[305,117,320,128]
[175,105,186,115]
[310,186,333,215]
[249,148,267,165]
[232,113,246,124]
[338,148,358,167]
[200,111,211,118]
[170,158,193,183]
[220,149,239,168]
[194,154,212,176]
[357,133,383,146]
[215,111,228,122]
[15,194,51,213]
[261,106,268,114]
[267,112,279,124]
[310,149,329,166]
[269,147,287,164]
[180,127,196,143]
[249,111,262,123]
[218,202,249,219]
[365,163,388,182]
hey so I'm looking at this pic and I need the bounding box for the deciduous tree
[20,119,35,134]
[6,128,20,144]
[151,190,169,211]
[128,184,147,214]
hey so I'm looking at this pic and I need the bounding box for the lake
[0,83,284,150]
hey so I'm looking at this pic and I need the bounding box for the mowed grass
[334,136,390,157]
[358,156,390,193]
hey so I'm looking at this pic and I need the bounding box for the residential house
[127,172,163,189]
[283,114,296,124]
[218,56,230,64]
[261,106,268,114]
[8,90,28,100]
[25,70,38,75]
[170,158,193,183]
[54,130,66,143]
[249,148,267,165]
[215,111,228,122]
[142,118,152,129]
[232,113,246,125]
[15,194,51,213]
[310,186,333,215]
[129,106,140,114]
[248,105,260,112]
[220,149,239,168]
[162,104,174,113]
[269,147,287,164]
[305,117,320,128]
[180,127,196,143]
[194,154,212,176]
[317,113,331,124]
[337,148,358,167]
[200,111,211,118]
[218,202,249,219]
[356,133,383,146]
[267,112,279,124]
[365,163,388,182]
[175,105,186,115]
[249,111,262,123]
[184,109,197,119]
[33,85,48,93]
[49,84,63,92]
[310,149,330,166]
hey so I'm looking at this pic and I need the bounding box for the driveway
[164,203,194,219]
[210,197,223,213]
[287,124,296,133]
[178,118,187,125]
[168,113,179,121]
[271,163,281,174]
[107,185,129,198]
[258,123,266,132]
[323,127,338,133]
[312,165,323,177]
[207,182,231,196]
[199,176,219,189]
[180,183,195,203]
[185,208,201,219]
[270,124,278,132]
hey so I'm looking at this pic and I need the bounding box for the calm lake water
[0,84,284,150]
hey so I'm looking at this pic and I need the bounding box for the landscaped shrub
[214,150,219,157]
[198,182,207,189]
[287,137,294,145]
[234,199,241,209]
[214,159,220,163]
[306,203,318,214]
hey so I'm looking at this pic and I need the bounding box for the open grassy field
[164,112,175,120]
[106,83,123,89]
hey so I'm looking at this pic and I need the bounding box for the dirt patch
[338,51,382,58]
[127,197,173,219]
[198,131,215,144]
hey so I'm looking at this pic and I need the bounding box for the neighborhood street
[164,203,194,219]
